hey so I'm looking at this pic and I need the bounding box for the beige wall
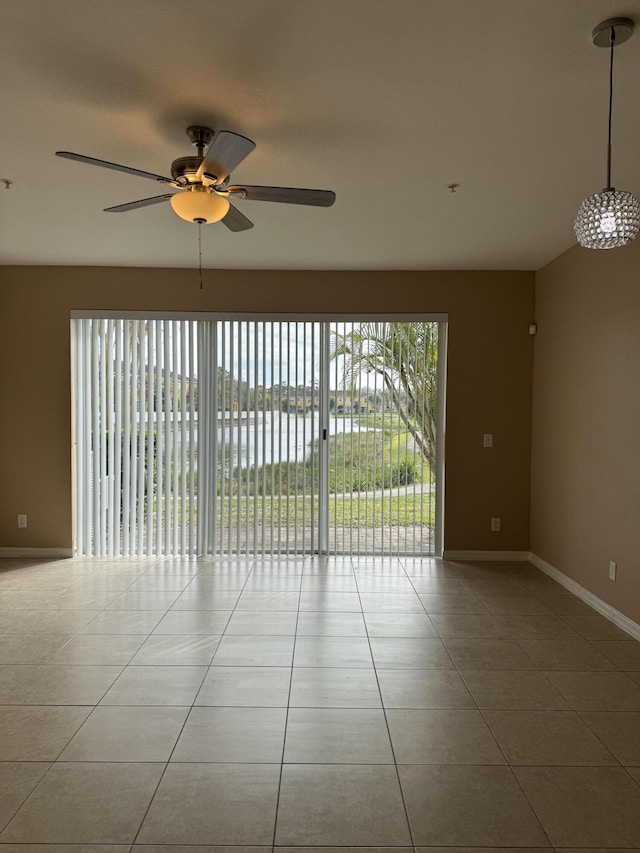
[531,238,640,624]
[0,266,534,552]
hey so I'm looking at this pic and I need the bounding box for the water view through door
[73,316,445,557]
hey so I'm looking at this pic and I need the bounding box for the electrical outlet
[609,561,617,581]
[483,433,493,448]
[490,517,501,532]
[17,514,27,528]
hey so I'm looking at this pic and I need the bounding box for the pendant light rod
[605,26,615,189]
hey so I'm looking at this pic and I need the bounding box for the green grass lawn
[205,494,435,529]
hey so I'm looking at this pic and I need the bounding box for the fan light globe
[574,189,640,249]
[170,187,230,224]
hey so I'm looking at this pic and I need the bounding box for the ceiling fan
[55,126,336,231]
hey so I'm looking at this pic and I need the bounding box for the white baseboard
[443,550,530,562]
[529,552,640,642]
[0,547,73,559]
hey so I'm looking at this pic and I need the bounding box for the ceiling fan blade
[227,185,336,207]
[104,193,175,213]
[195,131,256,183]
[221,202,254,232]
[56,151,173,183]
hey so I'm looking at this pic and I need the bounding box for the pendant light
[574,18,640,249]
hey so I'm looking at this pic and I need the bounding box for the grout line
[270,559,303,851]
[356,558,417,851]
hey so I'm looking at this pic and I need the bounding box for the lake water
[218,412,372,468]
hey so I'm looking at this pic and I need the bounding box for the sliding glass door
[72,314,445,557]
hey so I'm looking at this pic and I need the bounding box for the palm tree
[330,322,439,470]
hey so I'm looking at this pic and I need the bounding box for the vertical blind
[73,317,442,558]
[73,319,197,556]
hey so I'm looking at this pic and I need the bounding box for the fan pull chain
[198,222,203,290]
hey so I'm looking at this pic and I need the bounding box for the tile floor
[0,554,639,851]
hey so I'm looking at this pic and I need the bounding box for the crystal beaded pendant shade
[574,18,640,249]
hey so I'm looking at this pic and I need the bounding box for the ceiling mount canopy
[574,17,640,249]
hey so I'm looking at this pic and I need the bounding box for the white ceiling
[1,0,638,270]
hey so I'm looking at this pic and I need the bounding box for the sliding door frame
[71,310,448,558]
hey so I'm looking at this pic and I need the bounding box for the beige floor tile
[554,849,640,853]
[0,762,163,844]
[377,668,475,709]
[355,576,416,592]
[100,665,206,705]
[484,709,617,765]
[300,576,358,591]
[406,577,470,593]
[387,709,505,764]
[359,593,425,614]
[364,612,437,637]
[298,592,362,612]
[0,763,51,834]
[461,670,568,710]
[352,562,407,578]
[243,576,302,590]
[494,614,580,639]
[430,613,507,638]
[419,593,489,614]
[402,561,466,579]
[479,595,555,616]
[592,640,640,669]
[294,637,373,667]
[213,635,295,666]
[0,706,90,760]
[172,706,287,762]
[82,611,165,634]
[369,638,453,669]
[276,764,411,846]
[444,639,536,670]
[516,639,617,670]
[284,708,393,763]
[289,667,381,708]
[20,611,102,634]
[415,849,549,853]
[463,578,529,596]
[276,848,411,853]
[544,671,640,710]
[225,610,297,635]
[0,635,73,664]
[0,665,42,700]
[296,611,367,636]
[0,845,132,852]
[151,610,231,634]
[580,712,640,764]
[131,634,221,665]
[126,577,193,592]
[6,665,123,705]
[563,615,632,640]
[59,705,188,761]
[170,590,242,609]
[137,763,280,845]
[48,634,147,664]
[106,591,181,610]
[515,766,640,847]
[195,665,291,706]
[236,591,301,611]
[398,764,548,847]
[518,577,573,596]
[541,596,601,617]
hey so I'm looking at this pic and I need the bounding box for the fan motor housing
[171,156,203,183]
